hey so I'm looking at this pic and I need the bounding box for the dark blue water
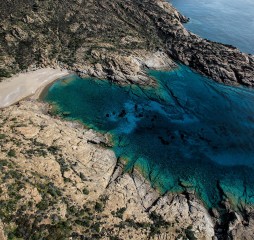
[43,66,254,208]
[169,0,254,54]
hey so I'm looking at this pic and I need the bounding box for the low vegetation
[0,0,164,79]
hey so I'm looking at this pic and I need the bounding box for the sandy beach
[0,68,69,108]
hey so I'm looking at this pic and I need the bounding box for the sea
[42,0,254,209]
[169,0,254,54]
[43,66,254,208]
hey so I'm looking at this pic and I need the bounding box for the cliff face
[1,0,254,86]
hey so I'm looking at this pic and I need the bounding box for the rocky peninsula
[0,0,254,239]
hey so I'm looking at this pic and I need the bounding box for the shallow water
[169,0,254,54]
[43,66,254,208]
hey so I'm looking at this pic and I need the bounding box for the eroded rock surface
[0,100,217,239]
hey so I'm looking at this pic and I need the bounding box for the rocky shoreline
[132,0,254,87]
[0,0,254,239]
[0,100,253,239]
[1,0,253,87]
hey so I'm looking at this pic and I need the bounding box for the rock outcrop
[0,100,215,239]
[73,50,177,86]
[146,0,254,86]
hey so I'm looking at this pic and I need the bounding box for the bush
[185,228,197,240]
[99,194,109,203]
[115,207,126,219]
[0,69,12,78]
[7,149,16,157]
[149,211,168,236]
[91,222,101,233]
[82,187,89,195]
[94,202,103,212]
[47,146,59,154]
[36,199,49,210]
[0,134,6,139]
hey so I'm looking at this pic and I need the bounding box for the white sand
[0,68,69,108]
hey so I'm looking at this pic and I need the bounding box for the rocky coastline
[0,100,253,239]
[0,0,254,239]
[1,0,253,87]
[153,0,254,86]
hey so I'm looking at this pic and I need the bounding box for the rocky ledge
[0,100,253,239]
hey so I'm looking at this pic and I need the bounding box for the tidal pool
[43,66,254,208]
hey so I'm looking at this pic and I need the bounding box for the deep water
[43,66,254,208]
[169,0,254,54]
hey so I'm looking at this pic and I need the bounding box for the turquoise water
[169,0,254,54]
[43,66,254,208]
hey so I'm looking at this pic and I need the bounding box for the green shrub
[185,228,197,240]
[0,160,8,169]
[115,207,126,219]
[110,236,121,240]
[99,194,109,203]
[91,222,101,233]
[82,187,89,195]
[94,202,103,212]
[0,134,6,139]
[0,69,12,78]
[7,149,16,157]
[36,199,49,210]
[47,146,59,154]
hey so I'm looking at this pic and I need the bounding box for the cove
[42,66,254,209]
